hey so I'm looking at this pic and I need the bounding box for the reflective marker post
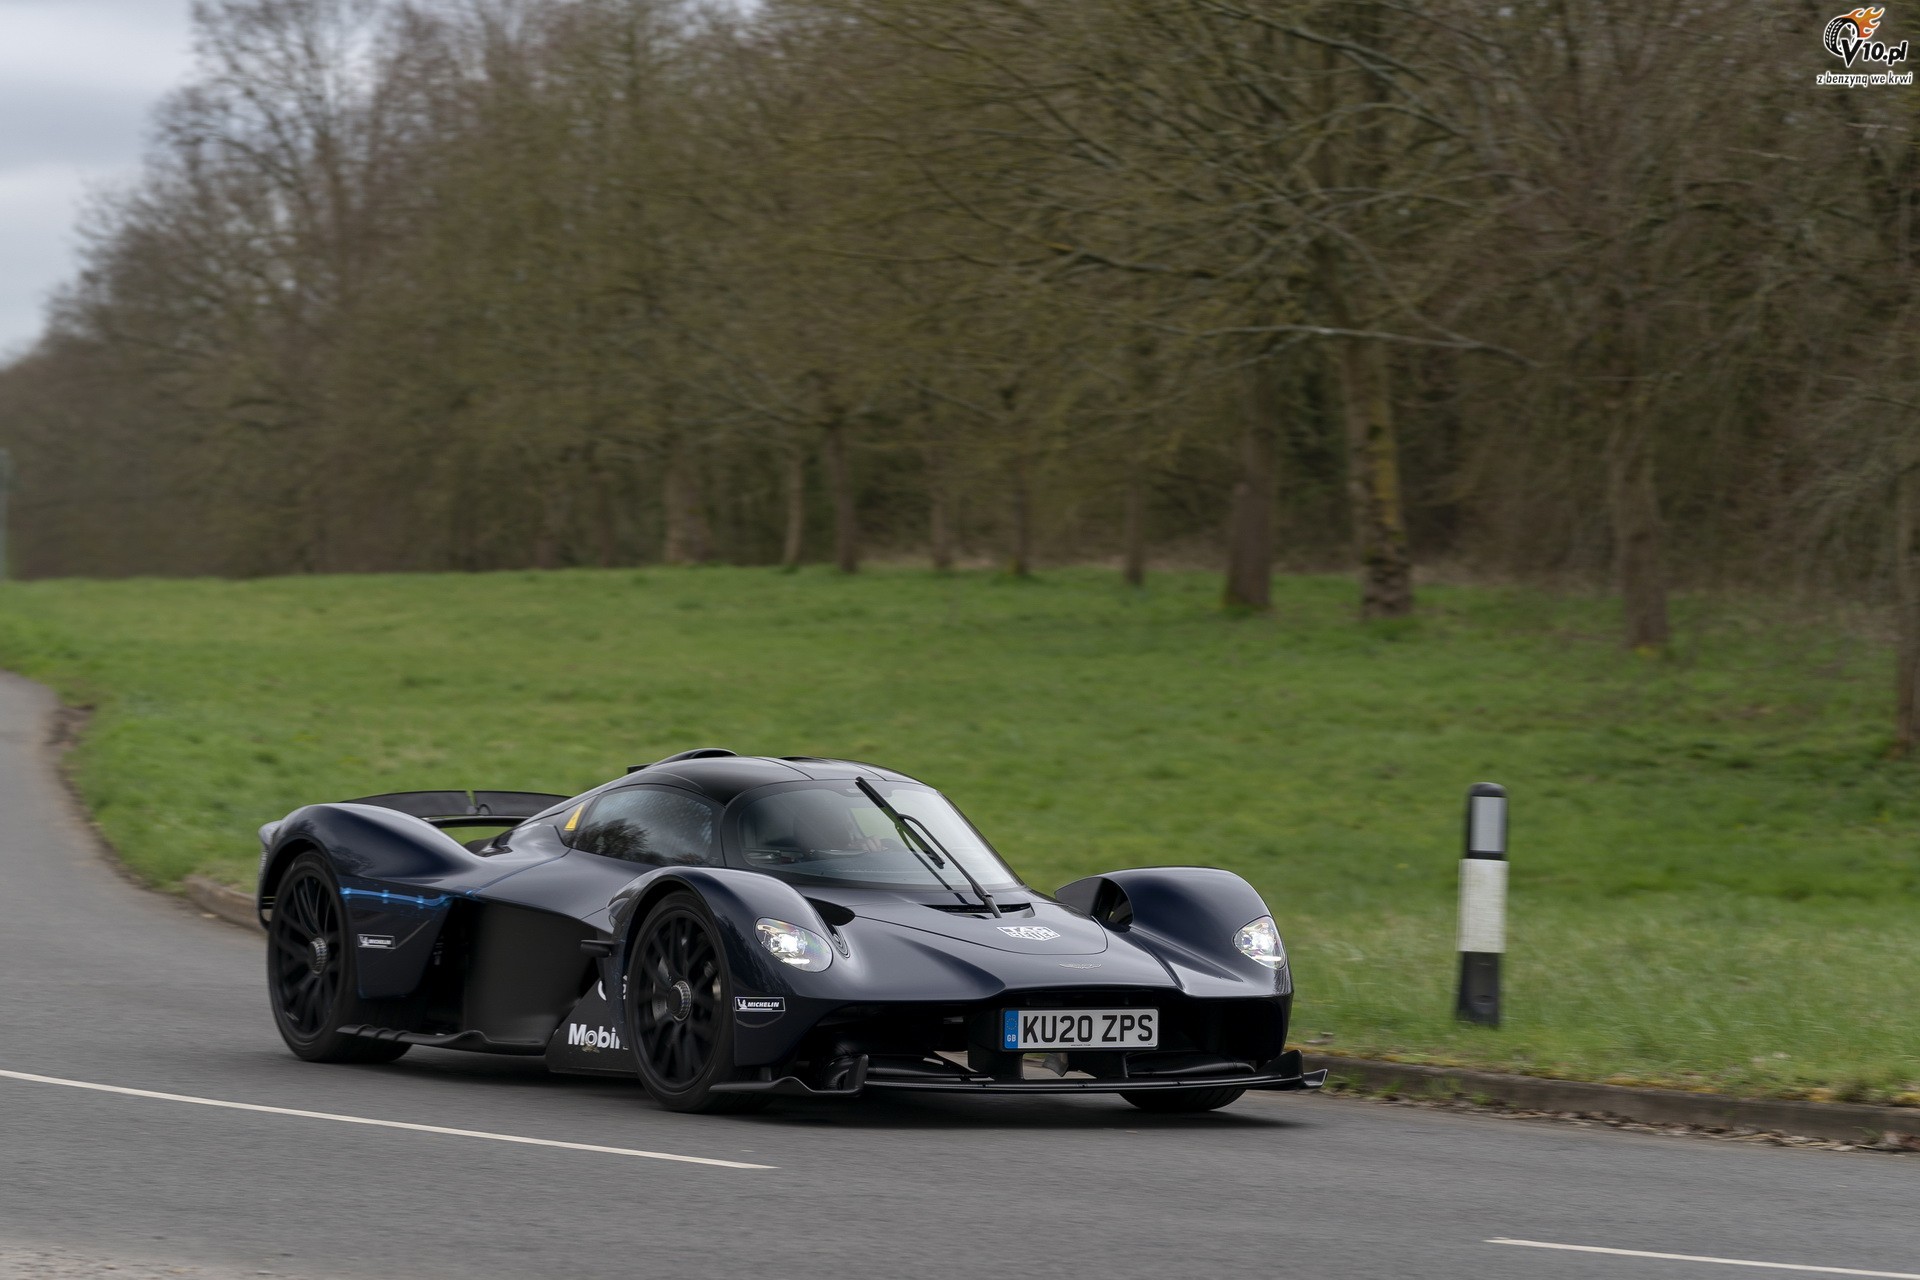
[1455,782,1507,1027]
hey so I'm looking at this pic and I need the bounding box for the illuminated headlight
[1234,915,1287,969]
[756,918,833,970]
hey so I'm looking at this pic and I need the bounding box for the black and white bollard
[1454,782,1507,1027]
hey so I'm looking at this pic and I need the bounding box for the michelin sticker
[734,996,785,1014]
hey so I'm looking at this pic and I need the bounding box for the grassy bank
[1,567,1915,1103]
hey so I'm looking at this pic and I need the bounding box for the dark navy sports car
[256,750,1325,1114]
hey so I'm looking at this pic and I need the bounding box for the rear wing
[344,790,571,829]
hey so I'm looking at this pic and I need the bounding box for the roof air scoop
[629,747,739,773]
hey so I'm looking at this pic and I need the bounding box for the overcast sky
[0,0,196,359]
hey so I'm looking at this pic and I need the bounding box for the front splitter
[861,1067,1328,1094]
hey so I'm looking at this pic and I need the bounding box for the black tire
[1120,1085,1247,1114]
[625,892,767,1114]
[266,852,410,1065]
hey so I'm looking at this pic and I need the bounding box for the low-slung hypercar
[256,750,1326,1114]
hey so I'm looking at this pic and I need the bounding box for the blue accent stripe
[1002,1009,1019,1050]
[340,887,450,910]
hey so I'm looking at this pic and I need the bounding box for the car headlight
[1234,915,1287,969]
[756,918,833,971]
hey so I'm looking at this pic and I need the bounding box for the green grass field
[1,567,1916,1104]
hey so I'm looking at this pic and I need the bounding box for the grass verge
[0,566,1916,1102]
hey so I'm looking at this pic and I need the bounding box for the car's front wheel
[625,892,767,1114]
[266,852,409,1064]
[1120,1085,1246,1113]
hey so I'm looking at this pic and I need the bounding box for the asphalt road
[0,672,1913,1280]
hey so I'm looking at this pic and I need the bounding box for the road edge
[183,875,260,931]
[1303,1054,1920,1145]
[36,686,262,931]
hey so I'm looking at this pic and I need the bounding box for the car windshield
[734,780,1021,893]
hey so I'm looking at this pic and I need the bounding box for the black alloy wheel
[267,853,408,1064]
[626,893,765,1114]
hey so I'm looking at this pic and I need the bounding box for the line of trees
[1,2,1917,733]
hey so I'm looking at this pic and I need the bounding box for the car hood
[833,895,1112,956]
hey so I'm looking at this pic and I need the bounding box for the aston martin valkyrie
[256,750,1325,1114]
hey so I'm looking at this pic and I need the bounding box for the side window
[572,786,719,867]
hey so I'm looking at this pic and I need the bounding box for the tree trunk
[1007,453,1033,577]
[1895,463,1920,755]
[822,417,859,574]
[531,519,560,570]
[592,453,620,568]
[926,444,955,572]
[1330,334,1413,619]
[779,447,806,571]
[1311,24,1413,622]
[1223,388,1276,609]
[1607,422,1669,651]
[533,459,570,569]
[1122,461,1147,588]
[661,440,710,565]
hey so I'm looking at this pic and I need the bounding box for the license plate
[1002,1008,1158,1051]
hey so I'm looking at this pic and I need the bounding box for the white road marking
[0,1068,774,1170]
[1487,1239,1920,1278]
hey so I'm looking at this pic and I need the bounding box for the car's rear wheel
[1120,1085,1246,1113]
[267,853,409,1064]
[625,892,767,1114]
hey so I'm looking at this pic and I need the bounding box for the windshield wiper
[900,812,1003,919]
[855,777,1001,917]
[851,777,958,897]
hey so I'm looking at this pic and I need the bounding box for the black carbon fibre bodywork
[256,756,1326,1101]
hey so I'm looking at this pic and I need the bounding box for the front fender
[1057,866,1292,999]
[609,865,840,992]
[608,867,862,1067]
